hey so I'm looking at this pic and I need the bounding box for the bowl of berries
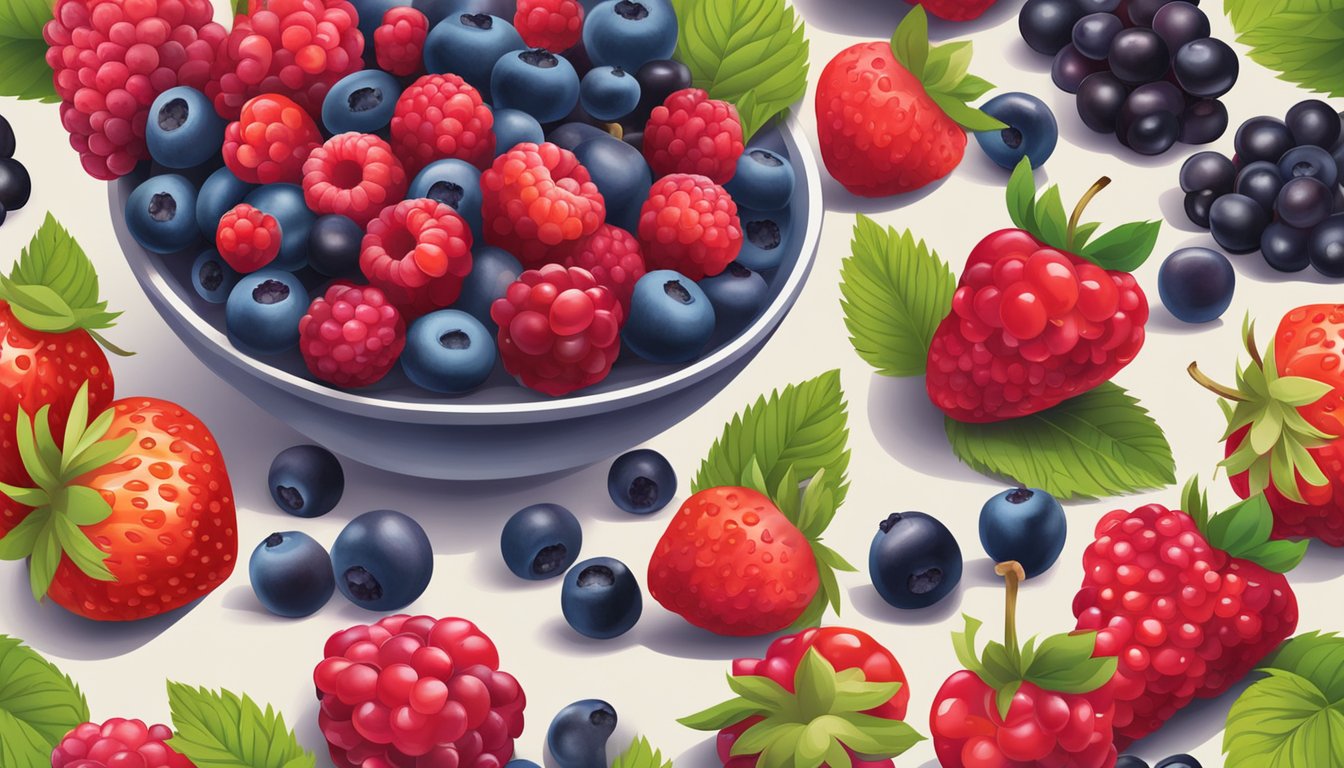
[104,0,821,480]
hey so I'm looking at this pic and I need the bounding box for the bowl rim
[114,115,823,421]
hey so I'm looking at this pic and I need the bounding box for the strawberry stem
[995,561,1025,662]
[606,122,624,140]
[1067,177,1111,243]
[1187,362,1248,403]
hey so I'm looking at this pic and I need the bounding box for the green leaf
[1182,475,1211,530]
[839,216,956,378]
[29,519,60,600]
[233,0,249,15]
[1031,185,1068,249]
[166,683,317,768]
[884,6,1002,132]
[995,681,1021,721]
[674,0,809,141]
[831,713,925,757]
[0,634,90,767]
[0,510,49,560]
[1079,220,1163,273]
[951,615,984,673]
[1024,632,1116,694]
[944,382,1176,499]
[0,0,57,103]
[890,5,929,78]
[1202,494,1308,572]
[1234,8,1344,99]
[727,674,795,711]
[1224,0,1335,31]
[1225,668,1344,768]
[693,370,851,509]
[52,514,114,581]
[1005,159,1036,231]
[795,649,838,720]
[679,696,767,731]
[612,736,674,768]
[0,214,126,343]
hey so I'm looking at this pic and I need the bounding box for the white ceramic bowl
[114,119,823,480]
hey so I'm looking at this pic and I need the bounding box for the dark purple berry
[1108,28,1170,85]
[1179,99,1229,145]
[1076,72,1129,133]
[1052,44,1106,93]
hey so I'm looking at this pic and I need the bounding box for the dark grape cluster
[1019,0,1238,156]
[0,113,29,228]
[1179,100,1344,277]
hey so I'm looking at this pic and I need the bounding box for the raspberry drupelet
[515,0,585,52]
[361,198,475,319]
[374,6,428,77]
[390,73,496,175]
[637,173,742,280]
[222,93,323,185]
[52,719,195,768]
[481,142,607,268]
[217,202,282,273]
[643,88,745,184]
[299,282,407,388]
[303,133,409,227]
[563,223,646,312]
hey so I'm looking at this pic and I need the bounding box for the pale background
[2,1,1341,766]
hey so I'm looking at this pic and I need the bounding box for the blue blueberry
[409,159,484,239]
[493,108,545,154]
[225,269,308,356]
[607,448,675,514]
[1279,144,1339,190]
[492,49,580,124]
[1210,192,1269,254]
[454,245,522,327]
[699,262,769,336]
[423,12,525,96]
[547,700,617,768]
[196,166,257,237]
[869,511,963,609]
[561,557,642,639]
[1115,757,1150,768]
[501,503,582,580]
[579,66,640,122]
[1261,221,1311,273]
[623,270,715,364]
[505,762,541,768]
[1154,756,1201,768]
[331,509,434,611]
[582,0,677,72]
[308,214,364,277]
[191,250,240,304]
[1158,247,1235,323]
[146,86,225,169]
[572,137,650,233]
[125,174,200,254]
[978,487,1066,578]
[975,92,1059,170]
[402,309,497,393]
[249,531,335,618]
[548,121,611,151]
[736,210,790,273]
[245,184,314,271]
[322,69,402,135]
[415,0,517,29]
[725,149,795,212]
[269,444,345,518]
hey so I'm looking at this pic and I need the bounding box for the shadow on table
[867,374,987,485]
[638,609,778,661]
[792,0,1022,40]
[1289,541,1344,583]
[1124,680,1250,763]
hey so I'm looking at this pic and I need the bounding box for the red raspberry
[303,132,409,227]
[43,0,228,180]
[361,199,475,318]
[299,282,407,388]
[514,0,584,52]
[314,615,526,768]
[52,718,195,768]
[207,0,363,120]
[643,88,745,184]
[1073,494,1301,747]
[490,264,623,397]
[563,224,646,312]
[390,73,496,175]
[637,173,742,280]
[908,0,998,21]
[375,7,428,77]
[481,142,606,268]
[222,93,323,185]
[216,203,281,272]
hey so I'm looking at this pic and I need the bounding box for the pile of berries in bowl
[104,0,820,479]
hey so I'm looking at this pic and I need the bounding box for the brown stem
[1068,177,1112,244]
[995,561,1026,656]
[605,122,624,140]
[1246,330,1264,368]
[1188,362,1247,402]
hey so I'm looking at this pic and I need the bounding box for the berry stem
[1187,362,1248,403]
[995,561,1025,661]
[1067,177,1112,245]
[606,122,624,140]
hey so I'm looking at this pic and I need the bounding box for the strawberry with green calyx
[931,562,1119,767]
[926,156,1159,423]
[816,6,1006,198]
[1189,310,1344,545]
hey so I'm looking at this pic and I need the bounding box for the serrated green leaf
[0,634,90,766]
[166,683,317,768]
[1079,220,1162,272]
[1225,0,1334,32]
[0,0,57,103]
[944,382,1176,500]
[612,736,674,768]
[0,214,125,342]
[1224,667,1344,768]
[1235,9,1344,99]
[839,216,956,378]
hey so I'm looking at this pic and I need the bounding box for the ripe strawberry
[1072,479,1303,747]
[932,562,1118,768]
[682,626,923,768]
[908,0,998,21]
[926,158,1156,422]
[646,470,853,637]
[1190,309,1344,546]
[815,7,1004,197]
[0,383,238,621]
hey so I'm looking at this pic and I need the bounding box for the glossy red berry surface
[643,88,745,184]
[926,229,1149,422]
[52,718,195,768]
[515,0,584,52]
[482,142,606,268]
[299,282,407,388]
[562,223,646,312]
[375,7,428,77]
[303,132,409,227]
[637,173,742,280]
[360,198,474,319]
[216,202,281,273]
[222,93,323,185]
[390,73,496,175]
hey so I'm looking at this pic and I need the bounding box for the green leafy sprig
[1224,0,1344,98]
[0,634,90,766]
[612,736,675,768]
[166,683,317,768]
[0,0,58,103]
[1224,631,1344,767]
[888,6,1004,132]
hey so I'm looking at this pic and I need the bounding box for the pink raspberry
[638,173,742,280]
[216,203,281,272]
[222,93,323,185]
[514,0,584,52]
[563,224,646,312]
[481,142,607,268]
[52,718,195,768]
[375,6,428,77]
[43,0,228,180]
[361,199,475,319]
[207,0,364,120]
[299,282,406,388]
[315,615,527,768]
[491,264,624,397]
[390,73,496,175]
[644,88,745,184]
[303,133,409,227]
